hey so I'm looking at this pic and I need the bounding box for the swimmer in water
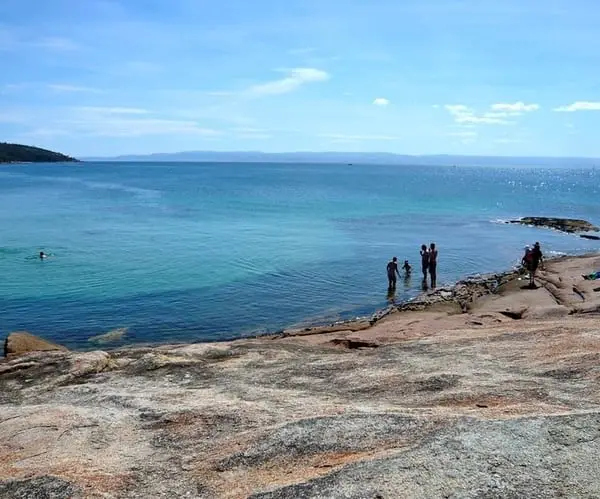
[39,251,47,259]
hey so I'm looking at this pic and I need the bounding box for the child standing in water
[402,260,411,275]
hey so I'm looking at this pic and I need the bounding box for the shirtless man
[429,242,438,288]
[386,257,400,288]
[420,245,429,282]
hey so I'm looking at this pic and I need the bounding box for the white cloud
[248,68,329,96]
[444,104,512,125]
[554,101,600,112]
[320,133,398,141]
[373,98,390,107]
[445,104,470,114]
[490,102,539,112]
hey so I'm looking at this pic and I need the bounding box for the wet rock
[510,217,599,233]
[580,234,600,240]
[4,332,67,358]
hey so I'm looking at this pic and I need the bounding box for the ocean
[1,161,599,349]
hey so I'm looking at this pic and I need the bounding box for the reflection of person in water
[386,284,396,304]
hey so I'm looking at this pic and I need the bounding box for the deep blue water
[1,161,599,349]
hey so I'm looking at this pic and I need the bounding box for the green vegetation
[0,143,78,163]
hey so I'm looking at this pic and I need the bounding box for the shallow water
[1,161,598,348]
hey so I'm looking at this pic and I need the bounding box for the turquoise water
[1,162,599,349]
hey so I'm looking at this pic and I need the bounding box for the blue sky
[1,0,599,157]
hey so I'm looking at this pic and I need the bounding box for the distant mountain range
[82,151,600,167]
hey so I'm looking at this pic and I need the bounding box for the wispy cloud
[373,98,390,107]
[59,106,221,137]
[75,106,150,115]
[237,133,271,140]
[494,138,524,144]
[320,133,398,141]
[288,47,316,55]
[68,117,221,137]
[248,68,329,96]
[448,131,477,138]
[48,84,102,93]
[32,36,81,51]
[554,101,600,112]
[230,127,267,134]
[491,102,539,113]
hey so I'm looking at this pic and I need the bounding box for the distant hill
[0,143,78,164]
[83,150,600,168]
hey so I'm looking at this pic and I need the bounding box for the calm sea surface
[1,161,599,349]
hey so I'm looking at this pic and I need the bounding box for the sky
[1,0,600,157]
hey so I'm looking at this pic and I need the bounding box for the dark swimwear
[429,250,438,283]
[387,261,399,285]
[420,250,429,277]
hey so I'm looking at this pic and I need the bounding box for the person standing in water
[387,257,400,288]
[420,245,429,282]
[429,242,438,288]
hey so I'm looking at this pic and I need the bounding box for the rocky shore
[2,254,600,498]
[509,216,600,238]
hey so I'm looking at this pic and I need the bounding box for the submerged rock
[3,331,68,358]
[510,216,599,233]
[88,327,128,345]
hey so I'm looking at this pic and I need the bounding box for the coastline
[2,252,600,497]
[261,252,560,342]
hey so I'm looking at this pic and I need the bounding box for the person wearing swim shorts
[420,244,429,282]
[387,257,400,288]
[429,242,438,288]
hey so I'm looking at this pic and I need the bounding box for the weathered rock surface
[1,255,600,497]
[510,216,599,233]
[4,331,68,358]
